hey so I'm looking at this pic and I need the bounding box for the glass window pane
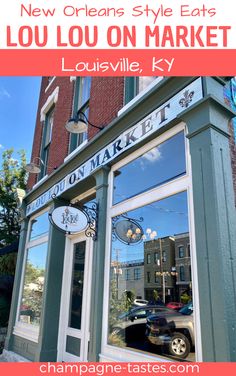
[113,132,186,204]
[29,212,49,241]
[138,77,156,94]
[19,242,47,326]
[44,107,54,147]
[108,192,195,361]
[78,77,91,108]
[68,241,86,330]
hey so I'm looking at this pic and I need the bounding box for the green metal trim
[124,77,137,104]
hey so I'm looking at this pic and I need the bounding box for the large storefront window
[14,210,49,340]
[105,126,196,361]
[19,242,47,326]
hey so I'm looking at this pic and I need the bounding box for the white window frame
[45,77,56,92]
[13,208,49,343]
[101,121,203,362]
[40,86,59,121]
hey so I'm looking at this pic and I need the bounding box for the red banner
[0,49,235,76]
[0,362,236,376]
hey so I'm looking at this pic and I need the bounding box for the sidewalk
[0,349,29,362]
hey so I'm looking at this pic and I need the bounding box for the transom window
[113,131,186,204]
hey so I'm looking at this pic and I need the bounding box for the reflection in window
[134,268,141,280]
[29,211,49,241]
[138,77,156,94]
[108,192,194,361]
[187,244,191,257]
[180,266,185,281]
[155,271,160,283]
[68,241,86,330]
[125,269,131,281]
[179,246,184,258]
[113,132,186,204]
[19,242,47,326]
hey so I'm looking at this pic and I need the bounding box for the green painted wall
[181,86,236,361]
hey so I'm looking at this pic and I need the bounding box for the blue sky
[0,77,41,164]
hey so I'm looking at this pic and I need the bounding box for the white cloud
[142,147,161,162]
[0,144,4,149]
[0,88,11,99]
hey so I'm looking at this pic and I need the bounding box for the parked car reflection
[145,302,194,359]
[111,305,175,341]
[166,302,184,311]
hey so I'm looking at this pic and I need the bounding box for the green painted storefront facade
[4,77,236,362]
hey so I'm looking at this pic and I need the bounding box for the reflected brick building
[144,237,176,302]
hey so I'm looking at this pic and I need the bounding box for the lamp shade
[65,117,88,134]
[25,162,41,174]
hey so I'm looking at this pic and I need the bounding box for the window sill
[100,344,171,362]
[64,140,88,163]
[32,175,48,189]
[13,323,39,343]
[118,77,164,117]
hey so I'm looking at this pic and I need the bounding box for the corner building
[3,77,236,362]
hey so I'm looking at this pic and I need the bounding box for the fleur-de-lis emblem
[179,90,195,108]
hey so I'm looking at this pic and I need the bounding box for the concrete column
[180,95,236,361]
[88,166,110,361]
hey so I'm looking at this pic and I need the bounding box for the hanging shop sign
[49,206,88,234]
[112,214,144,245]
[26,78,203,216]
[49,200,98,239]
